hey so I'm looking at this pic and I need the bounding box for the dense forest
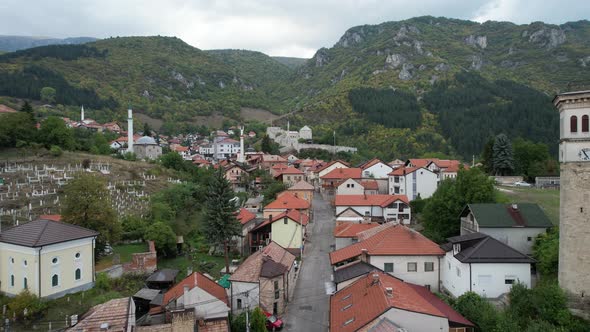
[349,88,421,129]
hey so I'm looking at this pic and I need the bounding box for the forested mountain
[1,17,589,159]
[271,56,308,69]
[0,35,97,52]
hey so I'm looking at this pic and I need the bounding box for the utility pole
[245,291,250,332]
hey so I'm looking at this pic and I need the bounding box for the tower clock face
[579,148,590,161]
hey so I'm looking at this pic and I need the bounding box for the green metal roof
[218,274,231,289]
[460,203,553,228]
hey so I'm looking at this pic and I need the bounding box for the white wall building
[388,167,438,201]
[441,233,534,299]
[334,195,411,224]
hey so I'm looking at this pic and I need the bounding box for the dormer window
[571,115,578,132]
[453,244,461,255]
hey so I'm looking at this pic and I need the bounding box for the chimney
[100,323,109,331]
[385,287,393,297]
[371,273,379,285]
[361,249,368,262]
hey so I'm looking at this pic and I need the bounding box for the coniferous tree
[261,134,272,153]
[203,167,241,273]
[492,134,514,176]
[250,307,268,332]
[480,137,494,174]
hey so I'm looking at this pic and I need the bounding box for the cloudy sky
[1,0,588,57]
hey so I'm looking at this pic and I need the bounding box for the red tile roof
[407,284,474,327]
[236,208,257,225]
[333,223,380,238]
[407,158,435,168]
[359,158,385,170]
[161,272,228,309]
[264,192,310,210]
[0,104,17,113]
[329,224,444,264]
[72,297,132,331]
[263,154,287,162]
[334,194,409,207]
[330,271,472,332]
[40,214,62,222]
[359,180,379,190]
[230,242,295,283]
[388,166,419,176]
[173,146,189,152]
[321,167,362,180]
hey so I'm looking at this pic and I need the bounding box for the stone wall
[123,241,157,274]
[559,163,590,319]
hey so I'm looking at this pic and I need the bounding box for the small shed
[133,288,161,316]
[146,268,179,290]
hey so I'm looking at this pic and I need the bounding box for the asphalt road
[283,193,334,332]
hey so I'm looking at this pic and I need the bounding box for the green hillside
[1,17,590,159]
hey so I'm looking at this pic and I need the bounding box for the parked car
[514,181,532,187]
[264,311,283,331]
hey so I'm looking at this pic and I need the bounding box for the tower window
[571,115,578,133]
[583,115,589,132]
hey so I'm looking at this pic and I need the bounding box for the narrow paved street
[284,193,334,332]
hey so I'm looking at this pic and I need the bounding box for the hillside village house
[263,192,310,219]
[224,163,246,190]
[330,270,474,332]
[334,194,411,224]
[261,154,288,170]
[236,208,258,255]
[250,210,308,255]
[359,158,393,193]
[229,242,296,316]
[310,160,349,188]
[148,272,230,330]
[426,159,468,180]
[441,233,534,299]
[0,219,98,299]
[67,297,136,332]
[274,167,305,187]
[330,224,444,291]
[460,203,553,255]
[320,167,362,194]
[388,166,438,201]
[286,180,314,206]
[336,179,379,196]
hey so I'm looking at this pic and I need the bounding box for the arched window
[10,275,14,287]
[571,115,578,132]
[583,115,589,133]
[75,268,81,281]
[23,277,27,289]
[52,274,59,287]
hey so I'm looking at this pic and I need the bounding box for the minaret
[127,107,134,153]
[80,105,85,122]
[238,126,245,163]
[554,90,590,318]
[287,120,290,132]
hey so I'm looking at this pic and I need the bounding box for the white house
[441,233,534,299]
[359,158,394,179]
[312,160,350,188]
[299,126,312,141]
[330,224,445,291]
[388,166,438,201]
[334,194,411,224]
[460,203,553,255]
[426,159,468,180]
[336,178,364,195]
[333,222,379,250]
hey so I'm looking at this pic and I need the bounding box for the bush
[454,292,499,332]
[95,272,111,291]
[121,215,148,241]
[49,145,63,157]
[123,152,136,161]
[144,222,177,257]
[8,289,47,323]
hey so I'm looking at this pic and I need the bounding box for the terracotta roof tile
[264,192,310,210]
[0,104,17,113]
[359,158,384,170]
[315,160,350,173]
[359,180,379,190]
[275,167,304,176]
[69,297,131,331]
[161,272,228,308]
[329,225,444,264]
[230,242,295,283]
[321,168,362,180]
[333,223,380,238]
[334,195,409,207]
[253,210,309,231]
[236,208,257,225]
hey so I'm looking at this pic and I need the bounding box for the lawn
[95,243,147,271]
[496,186,560,225]
[158,252,229,281]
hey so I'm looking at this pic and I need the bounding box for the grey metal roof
[0,219,98,247]
[133,288,161,301]
[451,235,535,264]
[136,136,157,145]
[333,261,379,284]
[146,269,179,283]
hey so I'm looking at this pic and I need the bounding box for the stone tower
[553,90,590,317]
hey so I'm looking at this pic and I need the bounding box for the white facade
[229,281,259,314]
[199,138,241,160]
[380,307,449,332]
[441,251,532,299]
[335,201,411,224]
[362,162,393,179]
[368,255,441,292]
[468,227,546,256]
[177,285,230,320]
[299,126,312,140]
[336,179,364,195]
[388,168,438,201]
